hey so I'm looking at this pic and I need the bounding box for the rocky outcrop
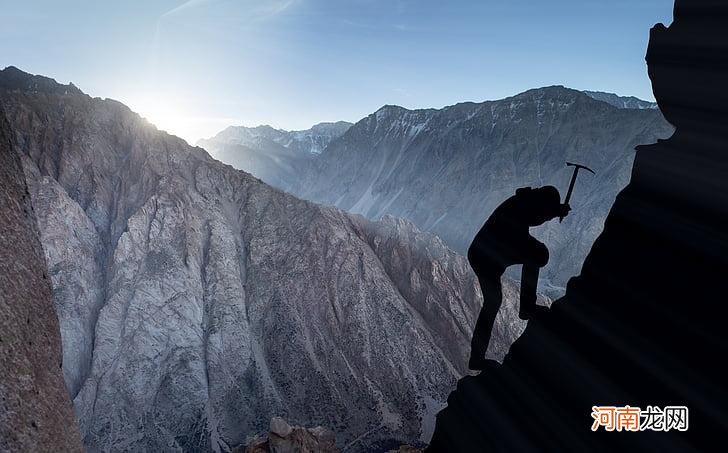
[0,66,531,451]
[203,88,673,296]
[427,2,728,451]
[0,105,83,451]
[236,417,337,453]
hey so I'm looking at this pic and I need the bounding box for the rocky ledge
[236,417,337,453]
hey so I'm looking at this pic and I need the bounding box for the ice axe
[560,162,595,222]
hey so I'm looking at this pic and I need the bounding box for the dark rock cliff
[0,106,83,451]
[427,1,728,451]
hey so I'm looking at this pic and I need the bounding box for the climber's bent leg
[518,237,549,320]
[470,271,503,370]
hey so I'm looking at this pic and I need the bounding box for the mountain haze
[202,87,673,295]
[197,122,351,190]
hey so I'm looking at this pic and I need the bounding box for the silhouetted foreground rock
[236,417,338,453]
[0,108,83,450]
[428,1,728,451]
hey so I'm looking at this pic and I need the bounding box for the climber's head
[516,186,563,226]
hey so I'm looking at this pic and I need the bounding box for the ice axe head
[560,162,596,222]
[566,162,596,175]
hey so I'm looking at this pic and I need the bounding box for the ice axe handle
[560,162,595,223]
[559,170,579,223]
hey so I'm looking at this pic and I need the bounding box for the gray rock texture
[0,104,83,452]
[583,90,659,110]
[204,87,673,296]
[0,66,532,451]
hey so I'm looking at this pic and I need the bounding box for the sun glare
[126,95,184,136]
[123,95,237,145]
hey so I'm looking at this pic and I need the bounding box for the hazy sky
[1,0,674,143]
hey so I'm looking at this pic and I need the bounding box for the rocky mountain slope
[0,66,533,452]
[583,90,658,109]
[197,122,351,190]
[0,106,83,452]
[201,88,672,295]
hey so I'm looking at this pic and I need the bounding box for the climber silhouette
[467,186,570,370]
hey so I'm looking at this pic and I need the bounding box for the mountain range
[0,66,535,451]
[583,90,659,110]
[200,87,674,295]
[197,123,351,190]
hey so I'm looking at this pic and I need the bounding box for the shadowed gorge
[427,1,728,450]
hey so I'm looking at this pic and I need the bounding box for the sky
[0,0,674,144]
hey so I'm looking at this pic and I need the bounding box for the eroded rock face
[0,105,83,452]
[22,168,106,398]
[0,66,530,451]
